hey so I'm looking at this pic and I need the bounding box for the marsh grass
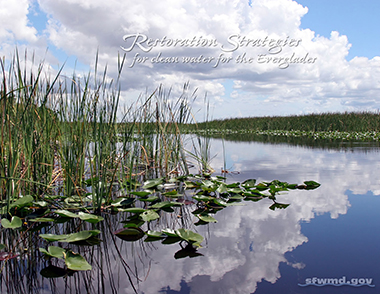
[0,50,196,214]
[188,112,380,132]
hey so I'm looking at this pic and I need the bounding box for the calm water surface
[2,138,379,294]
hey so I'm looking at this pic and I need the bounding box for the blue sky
[296,0,380,59]
[1,0,380,119]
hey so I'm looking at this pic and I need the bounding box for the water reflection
[1,138,379,294]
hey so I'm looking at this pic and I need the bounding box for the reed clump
[0,50,195,213]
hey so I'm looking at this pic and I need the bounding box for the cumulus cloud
[1,0,380,117]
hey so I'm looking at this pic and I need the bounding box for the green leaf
[163,190,183,198]
[139,196,159,202]
[140,210,160,222]
[216,183,227,194]
[64,250,92,271]
[303,181,321,190]
[242,179,256,188]
[1,216,22,229]
[196,214,217,223]
[142,178,164,189]
[77,212,104,223]
[192,195,215,202]
[0,244,6,251]
[184,181,200,189]
[55,210,78,218]
[146,230,165,238]
[39,246,66,259]
[175,228,204,246]
[225,182,240,188]
[34,201,48,207]
[129,191,152,197]
[111,197,135,207]
[162,228,178,237]
[10,195,34,208]
[28,218,56,222]
[39,230,100,243]
[269,202,290,211]
[118,207,147,214]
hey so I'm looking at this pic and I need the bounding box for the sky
[1,0,380,120]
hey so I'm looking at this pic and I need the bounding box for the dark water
[1,138,379,294]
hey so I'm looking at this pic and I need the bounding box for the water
[1,138,379,294]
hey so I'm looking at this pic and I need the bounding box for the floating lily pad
[10,195,34,208]
[39,246,65,259]
[111,197,135,207]
[175,228,204,246]
[28,218,56,223]
[162,228,178,237]
[140,210,160,222]
[129,191,152,197]
[39,230,100,243]
[142,178,163,189]
[78,212,104,223]
[196,214,217,223]
[139,196,159,202]
[242,179,256,188]
[55,210,78,218]
[163,190,183,198]
[303,181,321,190]
[118,207,147,214]
[64,250,92,271]
[269,202,290,210]
[1,216,22,229]
[145,230,165,241]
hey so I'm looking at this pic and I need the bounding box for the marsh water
[1,137,380,294]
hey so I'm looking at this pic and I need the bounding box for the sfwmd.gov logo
[298,276,375,287]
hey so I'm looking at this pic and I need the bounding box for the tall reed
[0,49,198,214]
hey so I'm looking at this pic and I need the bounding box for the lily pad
[10,195,34,208]
[242,179,257,188]
[162,228,178,237]
[39,246,65,259]
[1,216,22,229]
[78,212,104,223]
[269,202,290,210]
[55,210,78,218]
[118,207,147,214]
[175,228,204,246]
[196,214,217,223]
[140,210,160,222]
[39,230,100,243]
[64,250,92,271]
[28,218,56,223]
[142,178,164,189]
[139,196,160,202]
[129,191,152,197]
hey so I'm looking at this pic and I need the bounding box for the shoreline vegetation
[178,112,380,141]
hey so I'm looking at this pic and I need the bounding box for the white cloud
[1,0,379,118]
[0,0,38,43]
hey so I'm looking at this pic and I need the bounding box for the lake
[1,137,379,294]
